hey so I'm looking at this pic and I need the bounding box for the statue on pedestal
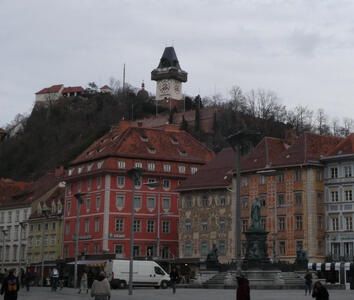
[249,198,262,231]
[295,244,308,265]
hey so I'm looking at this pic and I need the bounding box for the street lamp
[144,180,162,258]
[40,206,50,286]
[1,229,8,272]
[18,221,27,274]
[127,168,144,296]
[226,130,260,276]
[74,192,86,289]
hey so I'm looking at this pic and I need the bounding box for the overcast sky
[1,0,354,127]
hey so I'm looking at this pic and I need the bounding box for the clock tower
[151,47,187,110]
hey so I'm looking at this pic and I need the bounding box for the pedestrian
[304,271,313,296]
[0,269,20,300]
[78,271,88,294]
[169,266,179,294]
[90,271,111,300]
[24,268,31,292]
[312,281,329,300]
[236,273,250,300]
[50,267,59,291]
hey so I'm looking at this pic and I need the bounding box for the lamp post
[40,206,50,286]
[144,180,162,258]
[1,229,8,272]
[74,192,86,289]
[127,168,143,296]
[226,130,260,276]
[18,221,26,274]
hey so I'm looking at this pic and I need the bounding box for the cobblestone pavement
[16,287,354,300]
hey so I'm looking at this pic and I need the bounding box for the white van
[105,259,170,289]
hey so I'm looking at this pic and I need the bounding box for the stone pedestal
[245,230,270,264]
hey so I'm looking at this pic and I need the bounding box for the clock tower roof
[151,47,188,82]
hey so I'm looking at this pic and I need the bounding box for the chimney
[285,130,297,145]
[119,120,131,134]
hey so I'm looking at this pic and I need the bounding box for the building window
[163,179,171,190]
[87,164,93,172]
[331,191,339,202]
[261,218,266,230]
[185,221,191,233]
[94,243,99,254]
[191,167,198,175]
[219,240,226,255]
[317,192,323,204]
[7,212,11,223]
[147,197,156,211]
[178,166,186,174]
[134,219,141,232]
[15,210,19,222]
[67,201,71,215]
[97,176,102,188]
[36,237,40,247]
[67,184,72,195]
[14,226,18,241]
[344,166,352,178]
[317,170,323,181]
[95,218,100,233]
[134,176,142,189]
[43,235,48,247]
[78,181,82,192]
[84,219,90,233]
[184,241,192,256]
[259,195,266,207]
[278,194,285,206]
[86,197,91,212]
[318,215,323,230]
[345,216,353,231]
[97,161,104,169]
[202,195,208,208]
[44,223,48,231]
[295,169,302,181]
[147,220,155,233]
[163,164,171,172]
[162,220,170,233]
[117,176,125,188]
[115,218,124,232]
[116,194,125,210]
[162,198,171,210]
[278,173,284,183]
[83,245,89,255]
[65,222,70,235]
[259,175,266,185]
[201,241,208,255]
[278,217,285,231]
[37,224,41,231]
[96,195,101,210]
[279,241,286,255]
[332,216,339,231]
[330,167,338,179]
[241,197,248,209]
[241,177,248,187]
[201,221,208,232]
[220,195,226,207]
[345,189,353,201]
[134,196,142,211]
[295,215,303,230]
[117,161,126,169]
[87,179,91,191]
[147,163,155,171]
[295,192,302,205]
[242,219,248,232]
[134,162,143,168]
[114,244,123,254]
[185,197,192,208]
[318,240,323,253]
[219,220,226,232]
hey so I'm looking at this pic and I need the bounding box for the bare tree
[286,105,313,133]
[229,85,247,112]
[315,109,330,135]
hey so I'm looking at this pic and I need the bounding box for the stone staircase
[203,272,228,288]
[279,272,304,287]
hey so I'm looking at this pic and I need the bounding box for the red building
[62,121,214,260]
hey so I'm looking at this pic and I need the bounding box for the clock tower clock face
[159,80,170,94]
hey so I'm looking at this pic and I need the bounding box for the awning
[67,260,107,267]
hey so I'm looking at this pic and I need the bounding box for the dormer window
[78,167,83,174]
[147,147,156,154]
[98,147,105,153]
[179,149,187,156]
[87,150,95,156]
[97,161,104,169]
[191,167,198,175]
[147,163,155,171]
[178,166,186,174]
[87,164,94,172]
[170,136,178,144]
[140,134,148,142]
[101,138,107,144]
[118,161,126,169]
[163,164,171,172]
[112,135,119,141]
[135,162,143,169]
[68,168,74,176]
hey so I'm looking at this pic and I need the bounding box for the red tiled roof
[62,86,84,93]
[0,178,31,203]
[0,128,6,133]
[70,124,215,166]
[176,147,235,191]
[36,84,64,94]
[271,132,343,167]
[0,172,59,208]
[100,85,111,89]
[325,133,354,157]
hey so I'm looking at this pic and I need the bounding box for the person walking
[304,271,313,296]
[90,271,111,300]
[50,267,59,291]
[169,266,179,294]
[236,273,250,300]
[0,269,20,300]
[312,281,329,300]
[78,271,88,294]
[24,268,31,292]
